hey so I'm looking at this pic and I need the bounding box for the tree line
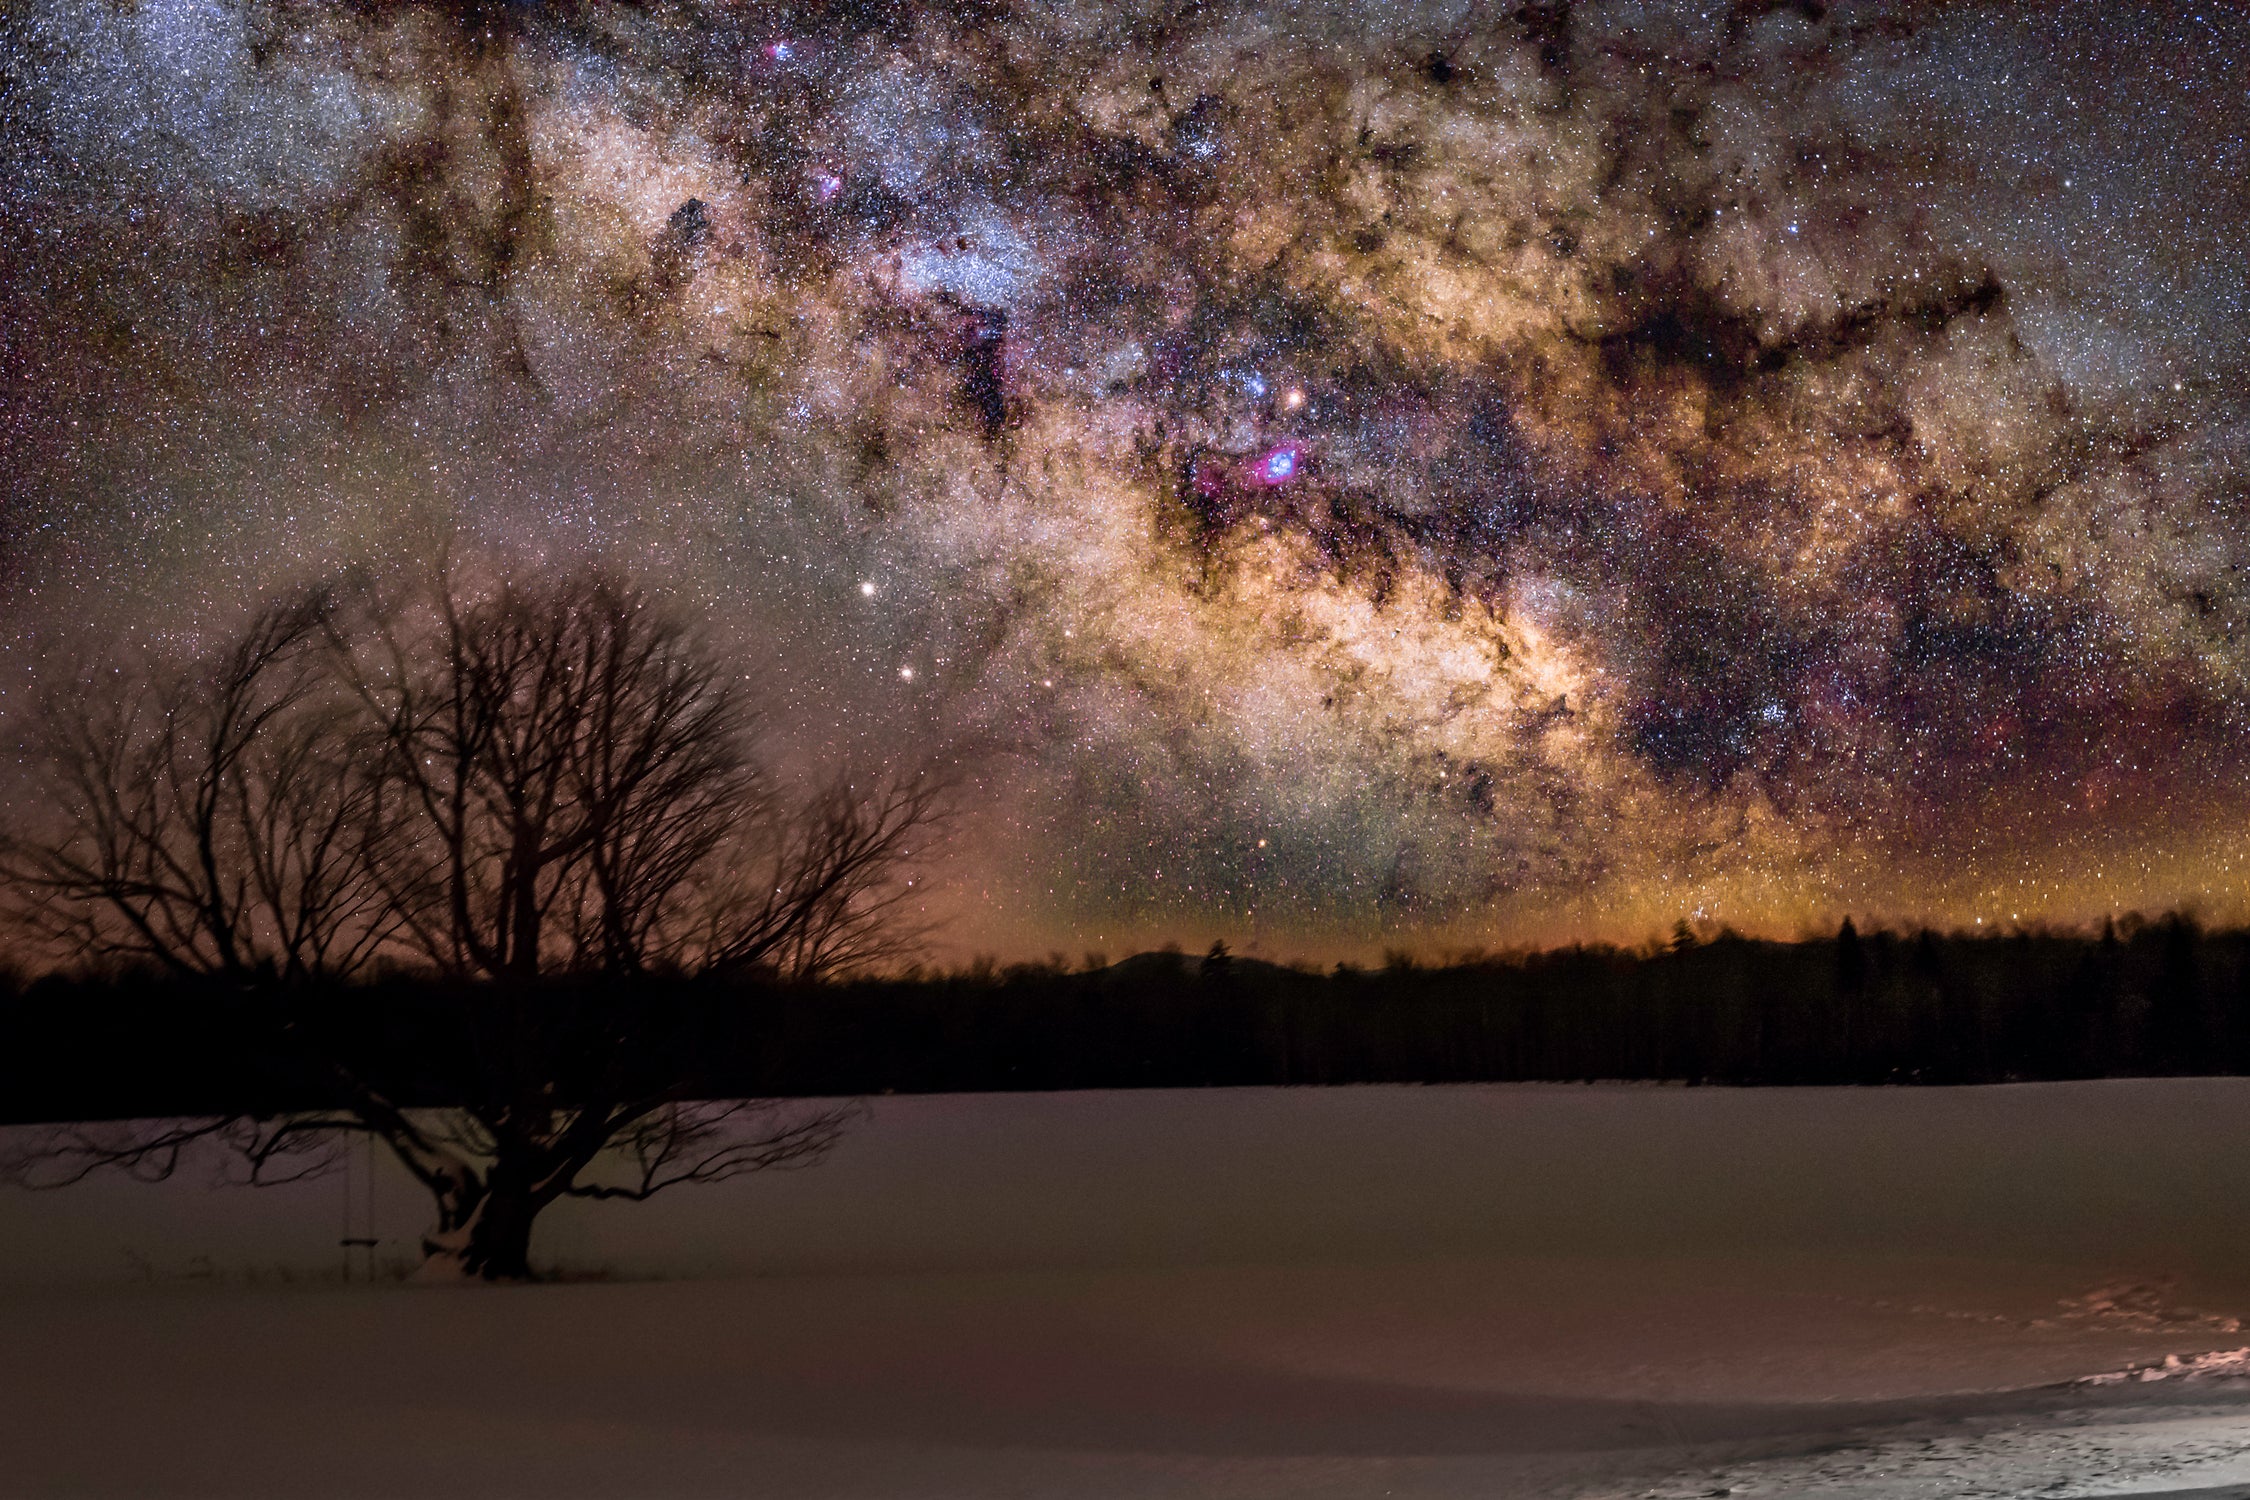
[0,567,943,1279]
[785,920,2250,1091]
[11,916,2250,1118]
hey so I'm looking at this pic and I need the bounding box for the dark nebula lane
[2,0,2247,956]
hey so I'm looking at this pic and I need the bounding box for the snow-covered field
[7,1081,2250,1497]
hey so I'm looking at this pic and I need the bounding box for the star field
[2,0,2247,957]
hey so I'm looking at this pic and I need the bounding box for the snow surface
[7,1081,2250,1496]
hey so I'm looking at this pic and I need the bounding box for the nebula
[2,0,2245,956]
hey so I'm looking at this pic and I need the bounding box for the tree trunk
[463,1186,539,1281]
[506,833,545,980]
[417,1167,543,1282]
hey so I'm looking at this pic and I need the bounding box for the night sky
[2,0,2246,959]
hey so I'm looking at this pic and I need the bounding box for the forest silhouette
[7,915,2247,1126]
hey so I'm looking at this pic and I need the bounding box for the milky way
[3,0,2247,956]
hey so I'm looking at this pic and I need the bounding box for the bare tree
[3,565,944,1281]
[333,571,762,980]
[1,597,396,983]
[559,581,763,977]
[693,770,947,981]
[5,1092,863,1282]
[327,567,942,985]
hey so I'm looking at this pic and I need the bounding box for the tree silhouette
[328,570,762,981]
[3,566,943,1280]
[1,595,397,983]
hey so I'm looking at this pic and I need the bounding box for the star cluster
[3,0,2247,955]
